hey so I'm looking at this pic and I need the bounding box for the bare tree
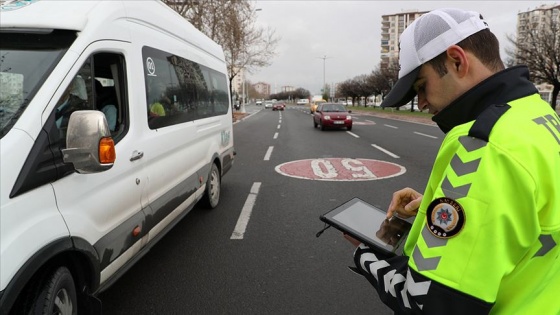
[381,58,399,93]
[336,61,400,108]
[270,87,310,101]
[336,79,358,105]
[507,15,560,109]
[367,68,389,99]
[163,0,280,100]
[351,74,372,105]
[337,71,384,106]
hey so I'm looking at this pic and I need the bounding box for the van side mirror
[62,110,115,174]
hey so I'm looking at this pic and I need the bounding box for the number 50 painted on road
[275,158,406,181]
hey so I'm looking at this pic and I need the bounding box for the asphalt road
[98,103,443,314]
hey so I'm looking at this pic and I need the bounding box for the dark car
[313,103,352,131]
[272,102,285,111]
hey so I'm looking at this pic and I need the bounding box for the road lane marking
[275,158,406,181]
[385,124,398,129]
[264,146,274,161]
[277,124,281,129]
[414,131,438,139]
[371,144,400,158]
[273,132,279,139]
[347,131,359,138]
[230,182,261,239]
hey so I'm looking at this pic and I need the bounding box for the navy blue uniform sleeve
[353,244,493,314]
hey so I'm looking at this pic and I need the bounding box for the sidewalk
[233,111,248,122]
[358,104,558,125]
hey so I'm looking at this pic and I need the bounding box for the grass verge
[349,105,432,118]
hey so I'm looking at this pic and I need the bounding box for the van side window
[54,74,91,132]
[53,52,95,136]
[93,53,127,138]
[142,46,229,129]
[51,52,128,144]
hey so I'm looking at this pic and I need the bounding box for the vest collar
[432,66,538,134]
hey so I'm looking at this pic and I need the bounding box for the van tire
[25,266,78,315]
[202,163,221,209]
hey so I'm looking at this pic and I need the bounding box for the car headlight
[323,115,331,120]
[346,115,352,120]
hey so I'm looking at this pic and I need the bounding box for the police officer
[346,8,560,314]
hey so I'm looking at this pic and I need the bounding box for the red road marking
[275,158,406,181]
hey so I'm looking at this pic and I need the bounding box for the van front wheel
[26,266,77,315]
[202,163,221,209]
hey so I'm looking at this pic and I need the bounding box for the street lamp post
[322,55,326,94]
[319,55,327,98]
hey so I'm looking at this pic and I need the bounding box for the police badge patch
[426,197,465,238]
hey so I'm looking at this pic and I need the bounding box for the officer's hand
[386,187,422,219]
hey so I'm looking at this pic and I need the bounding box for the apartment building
[281,86,295,93]
[232,67,245,96]
[380,10,427,71]
[516,3,560,49]
[253,82,271,96]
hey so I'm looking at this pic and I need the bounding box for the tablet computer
[319,197,412,256]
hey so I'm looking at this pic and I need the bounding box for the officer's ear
[446,45,469,78]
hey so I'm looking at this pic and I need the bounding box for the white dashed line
[385,124,398,129]
[264,146,274,161]
[277,124,281,129]
[230,182,261,239]
[414,132,438,139]
[346,131,359,138]
[371,144,400,158]
[273,132,279,139]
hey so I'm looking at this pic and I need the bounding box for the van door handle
[130,150,144,161]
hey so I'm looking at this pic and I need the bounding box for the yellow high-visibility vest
[405,93,560,314]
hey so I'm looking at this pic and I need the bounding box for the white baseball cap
[381,8,489,108]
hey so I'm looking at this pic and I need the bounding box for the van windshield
[0,30,75,138]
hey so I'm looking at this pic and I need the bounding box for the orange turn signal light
[99,137,116,164]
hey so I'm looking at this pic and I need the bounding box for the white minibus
[0,0,234,313]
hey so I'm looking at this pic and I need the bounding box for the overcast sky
[248,0,558,95]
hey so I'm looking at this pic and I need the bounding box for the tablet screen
[320,198,412,255]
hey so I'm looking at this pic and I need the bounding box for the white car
[264,101,273,108]
[255,99,263,106]
[297,99,309,105]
